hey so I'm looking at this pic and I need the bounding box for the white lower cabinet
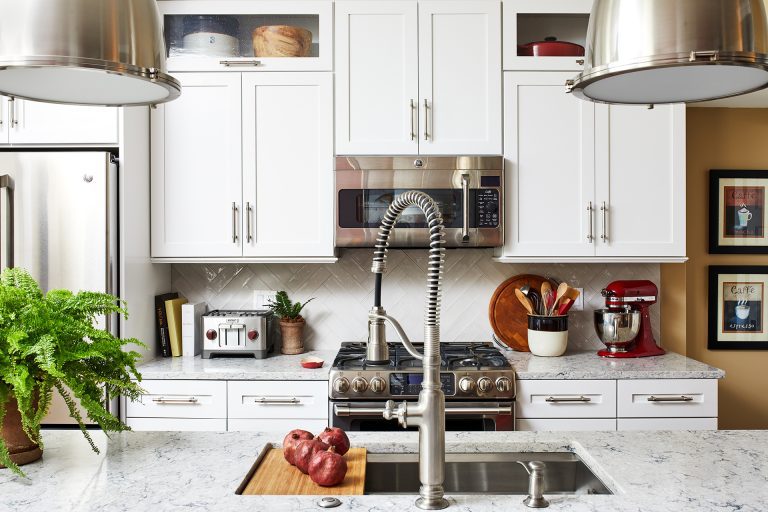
[126,379,328,432]
[516,379,718,431]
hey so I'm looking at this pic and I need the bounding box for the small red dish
[300,356,324,369]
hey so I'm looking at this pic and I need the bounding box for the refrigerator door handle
[0,175,14,269]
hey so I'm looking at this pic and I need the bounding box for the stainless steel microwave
[335,156,503,248]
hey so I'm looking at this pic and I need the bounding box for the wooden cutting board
[489,274,556,352]
[242,447,366,496]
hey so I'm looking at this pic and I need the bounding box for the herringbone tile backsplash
[171,249,661,352]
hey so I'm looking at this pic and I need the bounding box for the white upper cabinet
[335,0,502,155]
[502,72,595,258]
[594,104,686,258]
[241,73,334,258]
[335,1,419,154]
[0,97,118,146]
[151,73,243,258]
[158,1,333,72]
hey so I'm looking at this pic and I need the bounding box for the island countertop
[2,429,763,511]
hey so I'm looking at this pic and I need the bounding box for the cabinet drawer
[516,418,616,432]
[125,380,226,419]
[228,418,328,433]
[617,379,717,418]
[516,380,616,419]
[126,417,227,432]
[617,418,717,431]
[228,381,328,419]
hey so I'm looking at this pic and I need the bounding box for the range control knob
[369,377,386,394]
[477,377,493,394]
[351,377,369,394]
[495,377,513,394]
[247,329,259,341]
[206,329,217,341]
[333,378,350,394]
[458,377,476,393]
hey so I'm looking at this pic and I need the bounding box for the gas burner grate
[332,341,511,371]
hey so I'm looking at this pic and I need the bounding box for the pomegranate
[309,446,348,487]
[316,427,351,456]
[294,439,330,474]
[282,429,314,465]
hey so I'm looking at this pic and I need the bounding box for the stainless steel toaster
[201,310,278,359]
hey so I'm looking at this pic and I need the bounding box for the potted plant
[267,291,314,355]
[0,268,145,476]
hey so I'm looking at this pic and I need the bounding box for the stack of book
[155,293,208,357]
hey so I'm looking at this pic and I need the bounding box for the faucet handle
[383,399,408,428]
[383,400,397,420]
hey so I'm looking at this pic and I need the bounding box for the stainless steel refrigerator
[0,151,118,425]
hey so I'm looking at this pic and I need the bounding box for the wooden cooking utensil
[554,282,569,310]
[514,289,534,315]
[557,298,572,316]
[489,274,557,352]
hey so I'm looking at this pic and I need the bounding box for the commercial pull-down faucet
[366,190,449,510]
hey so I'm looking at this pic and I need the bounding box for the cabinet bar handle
[647,395,694,402]
[587,202,594,242]
[410,99,416,141]
[0,99,3,126]
[152,397,199,404]
[254,397,300,405]
[231,202,239,243]
[8,98,17,127]
[545,395,591,403]
[600,201,608,243]
[423,99,430,141]
[220,60,261,67]
[246,202,253,243]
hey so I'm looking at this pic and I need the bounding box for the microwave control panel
[476,189,500,228]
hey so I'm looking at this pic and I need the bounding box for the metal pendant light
[568,0,768,104]
[0,0,181,106]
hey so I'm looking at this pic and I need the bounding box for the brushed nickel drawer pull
[545,395,591,403]
[600,201,608,242]
[255,397,300,405]
[231,202,239,243]
[410,99,416,141]
[647,395,694,402]
[423,99,430,141]
[220,60,262,67]
[587,202,594,242]
[152,397,199,404]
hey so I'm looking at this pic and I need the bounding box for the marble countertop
[136,350,337,380]
[2,429,765,511]
[137,348,724,381]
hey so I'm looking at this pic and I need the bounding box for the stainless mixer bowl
[594,308,641,352]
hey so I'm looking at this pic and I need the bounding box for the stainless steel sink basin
[364,452,612,495]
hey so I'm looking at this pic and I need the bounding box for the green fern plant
[0,267,145,477]
[266,291,314,322]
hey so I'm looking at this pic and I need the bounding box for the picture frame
[708,265,768,350]
[709,169,768,254]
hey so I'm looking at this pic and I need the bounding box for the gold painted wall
[681,108,768,429]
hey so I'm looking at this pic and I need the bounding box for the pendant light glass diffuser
[568,0,768,104]
[0,0,180,106]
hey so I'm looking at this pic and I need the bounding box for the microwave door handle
[0,175,13,269]
[461,174,470,243]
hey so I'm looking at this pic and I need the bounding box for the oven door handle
[461,174,470,243]
[334,404,513,417]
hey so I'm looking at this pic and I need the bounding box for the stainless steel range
[329,342,515,431]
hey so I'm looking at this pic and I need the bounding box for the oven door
[335,165,503,248]
[331,401,514,432]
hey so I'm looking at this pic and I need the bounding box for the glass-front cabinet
[158,1,333,71]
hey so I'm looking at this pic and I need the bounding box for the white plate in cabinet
[228,418,328,433]
[228,381,328,419]
[126,418,227,432]
[617,379,717,418]
[617,418,717,431]
[516,380,616,419]
[516,418,616,432]
[125,380,227,419]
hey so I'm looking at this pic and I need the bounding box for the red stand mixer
[594,280,665,358]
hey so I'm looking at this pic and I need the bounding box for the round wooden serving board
[489,274,557,352]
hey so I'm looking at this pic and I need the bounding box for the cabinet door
[241,73,334,258]
[8,100,118,145]
[418,1,502,155]
[595,104,686,257]
[617,418,717,431]
[335,1,419,154]
[516,418,616,432]
[500,72,595,257]
[0,98,8,144]
[516,380,616,419]
[151,73,243,258]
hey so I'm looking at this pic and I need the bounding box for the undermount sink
[364,452,612,495]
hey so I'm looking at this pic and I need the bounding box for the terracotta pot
[1,394,42,469]
[280,318,306,355]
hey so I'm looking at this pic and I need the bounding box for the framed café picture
[709,170,768,253]
[709,266,768,350]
